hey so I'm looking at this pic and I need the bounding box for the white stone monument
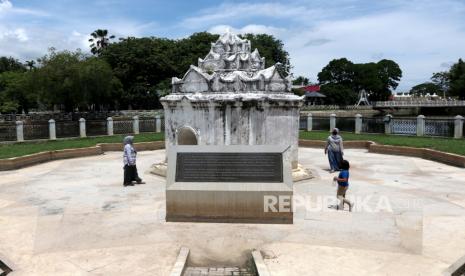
[156,30,308,223]
[158,30,303,169]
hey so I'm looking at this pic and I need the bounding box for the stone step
[183,266,256,276]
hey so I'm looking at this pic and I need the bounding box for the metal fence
[140,118,156,132]
[299,117,307,130]
[361,117,385,134]
[336,117,355,132]
[0,123,16,141]
[391,118,417,135]
[312,116,331,131]
[24,122,49,140]
[424,118,455,137]
[300,114,463,138]
[86,120,107,136]
[114,120,133,135]
[56,121,79,138]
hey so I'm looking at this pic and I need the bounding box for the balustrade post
[107,117,114,136]
[155,115,162,133]
[306,113,312,131]
[416,115,425,136]
[48,119,56,140]
[384,114,393,134]
[16,121,24,142]
[79,118,86,138]
[454,115,464,139]
[355,114,362,134]
[133,116,139,134]
[330,113,336,131]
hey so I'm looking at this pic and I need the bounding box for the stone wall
[164,100,301,168]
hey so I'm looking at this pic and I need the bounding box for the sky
[1,0,465,91]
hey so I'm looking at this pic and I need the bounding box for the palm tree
[25,60,35,71]
[88,29,115,55]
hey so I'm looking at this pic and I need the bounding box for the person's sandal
[136,181,146,184]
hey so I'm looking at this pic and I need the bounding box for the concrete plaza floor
[1,148,465,275]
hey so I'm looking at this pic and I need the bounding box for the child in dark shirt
[333,160,353,212]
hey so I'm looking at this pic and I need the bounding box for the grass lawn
[1,131,464,159]
[0,133,164,159]
[300,130,465,156]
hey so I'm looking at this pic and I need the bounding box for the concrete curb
[252,250,270,276]
[298,139,465,168]
[443,254,465,276]
[0,141,165,171]
[169,247,189,276]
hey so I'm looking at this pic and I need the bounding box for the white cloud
[0,0,48,17]
[208,24,286,37]
[0,0,12,12]
[189,0,465,91]
[0,28,28,42]
[181,2,315,28]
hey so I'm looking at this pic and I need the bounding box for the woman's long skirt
[328,150,343,171]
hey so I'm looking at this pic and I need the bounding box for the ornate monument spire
[171,30,292,94]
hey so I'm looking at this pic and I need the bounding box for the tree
[448,58,465,100]
[410,82,442,96]
[317,58,357,104]
[0,56,25,73]
[35,49,119,111]
[89,29,115,55]
[431,71,450,98]
[373,59,402,101]
[292,76,309,86]
[317,58,402,104]
[0,71,37,113]
[100,32,290,109]
[25,60,36,71]
[101,37,177,109]
[318,58,355,86]
[320,84,357,105]
[78,57,122,110]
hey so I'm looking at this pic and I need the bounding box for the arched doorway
[177,126,198,145]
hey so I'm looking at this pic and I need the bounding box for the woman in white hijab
[123,136,144,186]
[324,128,344,173]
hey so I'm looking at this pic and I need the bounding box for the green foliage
[0,56,25,73]
[448,58,465,100]
[89,29,115,56]
[292,75,309,85]
[33,49,119,112]
[0,71,37,113]
[317,58,402,104]
[319,83,357,105]
[409,82,442,96]
[0,31,291,113]
[100,32,290,109]
[431,71,449,97]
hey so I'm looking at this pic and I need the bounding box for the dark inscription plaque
[175,152,283,182]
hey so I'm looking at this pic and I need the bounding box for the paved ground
[1,148,465,275]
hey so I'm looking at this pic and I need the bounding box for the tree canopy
[318,58,402,104]
[0,31,290,113]
[448,58,465,100]
[409,82,442,96]
[413,58,465,100]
